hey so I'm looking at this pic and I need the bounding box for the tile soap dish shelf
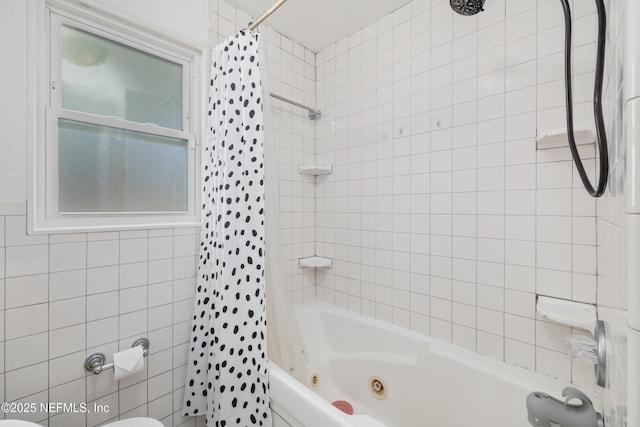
[536,296,597,332]
[299,256,333,269]
[537,296,606,387]
[536,128,595,150]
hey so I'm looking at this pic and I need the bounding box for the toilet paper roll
[113,346,144,380]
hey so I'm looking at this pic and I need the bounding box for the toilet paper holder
[84,338,150,375]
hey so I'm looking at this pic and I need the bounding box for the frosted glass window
[36,9,200,231]
[61,25,184,130]
[58,119,188,213]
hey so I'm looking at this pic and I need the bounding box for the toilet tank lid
[103,417,163,427]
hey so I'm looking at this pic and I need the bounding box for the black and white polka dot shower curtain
[183,30,271,427]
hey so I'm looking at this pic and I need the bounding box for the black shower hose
[559,0,609,197]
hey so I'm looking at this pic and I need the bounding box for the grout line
[501,0,507,362]
[533,0,539,375]
[475,5,480,355]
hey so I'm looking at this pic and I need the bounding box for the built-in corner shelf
[298,256,333,269]
[298,164,333,176]
[536,128,595,150]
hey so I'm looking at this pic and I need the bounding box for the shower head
[450,0,486,16]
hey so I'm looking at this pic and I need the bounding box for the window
[29,0,204,232]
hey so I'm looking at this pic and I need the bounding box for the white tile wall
[0,0,628,425]
[314,0,602,389]
[0,203,198,427]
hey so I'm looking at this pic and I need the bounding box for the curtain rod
[245,1,321,120]
[249,0,289,31]
[270,93,321,120]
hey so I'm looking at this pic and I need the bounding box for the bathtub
[268,301,601,427]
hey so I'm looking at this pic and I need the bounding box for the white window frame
[27,0,205,233]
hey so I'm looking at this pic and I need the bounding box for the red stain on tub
[332,400,354,415]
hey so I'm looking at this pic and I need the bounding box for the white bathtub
[269,301,601,427]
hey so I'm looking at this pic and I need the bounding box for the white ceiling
[225,0,413,52]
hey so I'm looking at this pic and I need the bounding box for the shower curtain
[183,30,271,427]
[259,38,308,383]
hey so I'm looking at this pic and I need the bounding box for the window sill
[28,214,201,234]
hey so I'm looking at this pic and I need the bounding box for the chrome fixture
[566,320,607,387]
[270,93,321,120]
[526,387,604,427]
[84,337,150,375]
[595,320,607,387]
[241,0,322,120]
[248,0,289,31]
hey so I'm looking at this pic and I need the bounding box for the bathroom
[0,0,636,426]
